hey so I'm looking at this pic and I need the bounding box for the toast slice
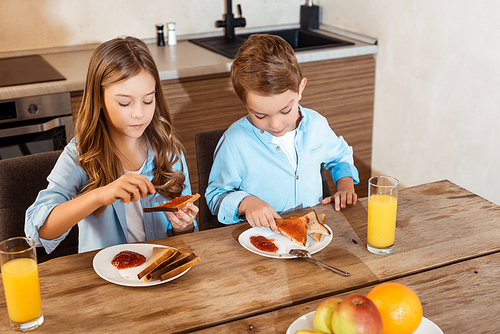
[160,255,201,281]
[275,216,309,246]
[149,249,197,281]
[317,213,328,234]
[143,193,200,212]
[137,247,176,280]
[305,210,330,242]
[141,249,182,282]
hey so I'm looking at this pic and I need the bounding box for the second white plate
[238,225,332,259]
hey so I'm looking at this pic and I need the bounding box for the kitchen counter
[0,24,377,101]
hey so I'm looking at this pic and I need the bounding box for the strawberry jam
[160,195,192,208]
[111,250,146,269]
[250,236,279,253]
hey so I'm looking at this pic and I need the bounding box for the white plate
[286,311,443,334]
[238,225,332,259]
[92,243,191,287]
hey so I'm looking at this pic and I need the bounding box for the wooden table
[1,180,500,333]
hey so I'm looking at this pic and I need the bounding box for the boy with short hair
[205,34,359,232]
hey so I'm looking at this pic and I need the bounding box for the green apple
[331,295,383,334]
[313,297,343,333]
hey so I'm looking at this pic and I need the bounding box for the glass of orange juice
[367,176,399,255]
[0,237,43,331]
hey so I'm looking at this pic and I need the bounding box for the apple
[313,297,343,333]
[331,295,383,334]
[294,330,324,334]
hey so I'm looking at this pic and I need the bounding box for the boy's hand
[322,177,357,211]
[168,202,199,235]
[238,196,281,232]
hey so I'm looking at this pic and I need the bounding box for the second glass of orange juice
[367,176,399,254]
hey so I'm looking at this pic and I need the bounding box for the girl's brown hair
[75,36,185,214]
[231,34,303,104]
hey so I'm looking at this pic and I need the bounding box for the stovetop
[0,55,66,88]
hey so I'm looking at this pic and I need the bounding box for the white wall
[0,0,304,52]
[320,0,500,205]
[2,0,498,204]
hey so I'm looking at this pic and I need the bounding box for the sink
[189,28,354,59]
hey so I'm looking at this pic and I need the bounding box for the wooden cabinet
[71,54,375,198]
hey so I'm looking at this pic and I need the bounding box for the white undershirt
[123,163,147,243]
[271,129,297,169]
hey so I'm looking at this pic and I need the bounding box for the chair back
[321,164,332,198]
[0,151,78,263]
[195,129,227,231]
[195,128,333,231]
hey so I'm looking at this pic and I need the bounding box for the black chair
[195,129,227,231]
[0,151,78,263]
[320,163,333,199]
[195,128,332,231]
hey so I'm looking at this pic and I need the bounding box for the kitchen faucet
[216,0,246,40]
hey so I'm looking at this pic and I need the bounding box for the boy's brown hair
[231,34,303,104]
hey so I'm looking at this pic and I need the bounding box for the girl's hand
[238,196,281,233]
[322,177,357,211]
[168,202,199,234]
[98,173,155,206]
[39,173,155,240]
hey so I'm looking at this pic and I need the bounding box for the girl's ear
[298,78,307,100]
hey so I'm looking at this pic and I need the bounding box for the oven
[0,92,73,160]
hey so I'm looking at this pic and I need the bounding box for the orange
[366,282,423,334]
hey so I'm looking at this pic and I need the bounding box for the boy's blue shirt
[25,139,197,254]
[205,106,359,225]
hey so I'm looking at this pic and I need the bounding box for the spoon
[289,249,350,277]
[155,178,177,190]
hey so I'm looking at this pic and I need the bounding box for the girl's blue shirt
[25,139,197,254]
[205,106,359,225]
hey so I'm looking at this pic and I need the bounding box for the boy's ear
[298,78,307,100]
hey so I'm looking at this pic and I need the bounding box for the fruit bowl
[286,311,444,334]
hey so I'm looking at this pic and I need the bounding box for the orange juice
[367,194,398,248]
[1,258,42,323]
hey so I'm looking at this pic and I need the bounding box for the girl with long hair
[26,36,198,253]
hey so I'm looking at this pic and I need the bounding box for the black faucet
[216,0,246,40]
